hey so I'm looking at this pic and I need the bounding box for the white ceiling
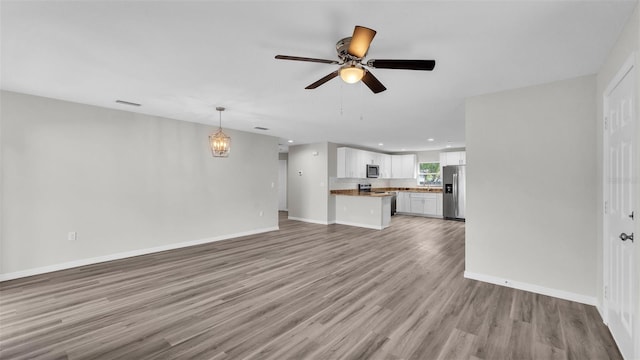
[1,1,636,152]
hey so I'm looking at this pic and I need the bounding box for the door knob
[619,233,634,242]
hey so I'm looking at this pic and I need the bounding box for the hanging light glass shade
[209,106,230,157]
[339,63,365,84]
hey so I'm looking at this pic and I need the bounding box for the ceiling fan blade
[366,59,436,71]
[275,55,340,65]
[305,70,340,89]
[348,26,376,58]
[361,70,386,94]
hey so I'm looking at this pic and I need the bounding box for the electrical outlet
[259,211,264,217]
[68,232,77,241]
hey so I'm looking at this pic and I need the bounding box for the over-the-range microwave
[366,164,379,178]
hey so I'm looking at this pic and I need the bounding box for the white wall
[595,3,640,354]
[287,142,331,224]
[465,75,597,302]
[0,91,279,277]
[278,160,287,211]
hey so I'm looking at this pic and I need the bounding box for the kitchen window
[417,162,441,186]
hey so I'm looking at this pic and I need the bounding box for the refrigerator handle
[453,173,458,216]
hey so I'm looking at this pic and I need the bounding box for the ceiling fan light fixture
[339,64,365,84]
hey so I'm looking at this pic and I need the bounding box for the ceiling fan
[275,25,436,94]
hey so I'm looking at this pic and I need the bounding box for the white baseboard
[287,216,333,225]
[597,300,607,325]
[334,220,384,230]
[464,271,597,306]
[0,226,279,282]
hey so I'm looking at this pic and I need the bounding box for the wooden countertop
[330,189,393,197]
[330,187,443,197]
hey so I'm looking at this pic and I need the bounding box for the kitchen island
[331,190,393,230]
[330,187,444,230]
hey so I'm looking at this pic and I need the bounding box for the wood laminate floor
[0,213,621,360]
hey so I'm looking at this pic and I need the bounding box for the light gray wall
[287,142,330,223]
[465,75,597,299]
[1,91,279,275]
[595,2,640,348]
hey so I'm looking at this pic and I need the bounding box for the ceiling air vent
[254,126,269,131]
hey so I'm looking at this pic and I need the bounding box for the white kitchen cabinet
[391,154,417,179]
[337,147,411,179]
[439,151,466,166]
[391,155,402,179]
[337,147,347,177]
[337,147,351,177]
[401,192,443,217]
[410,196,425,214]
[337,147,366,178]
[396,192,411,212]
[361,151,380,166]
[402,154,417,178]
[379,154,392,178]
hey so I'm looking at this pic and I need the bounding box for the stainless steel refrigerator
[443,165,466,220]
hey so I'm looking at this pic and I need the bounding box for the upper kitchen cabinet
[439,151,466,166]
[337,147,363,178]
[391,154,417,179]
[379,154,392,178]
[337,147,383,178]
[336,147,410,179]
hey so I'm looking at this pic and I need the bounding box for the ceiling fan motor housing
[336,37,360,61]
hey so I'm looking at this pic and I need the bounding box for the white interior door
[604,56,637,360]
[278,160,287,211]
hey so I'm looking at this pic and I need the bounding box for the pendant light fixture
[209,106,231,157]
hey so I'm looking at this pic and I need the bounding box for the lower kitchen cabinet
[398,191,442,217]
[396,192,411,212]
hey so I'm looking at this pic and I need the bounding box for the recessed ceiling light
[378,143,384,146]
[427,138,434,142]
[115,100,141,107]
[288,140,294,143]
[254,126,269,131]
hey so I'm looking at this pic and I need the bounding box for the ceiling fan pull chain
[340,82,344,116]
[360,81,364,121]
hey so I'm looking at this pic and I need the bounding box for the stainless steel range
[358,183,372,193]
